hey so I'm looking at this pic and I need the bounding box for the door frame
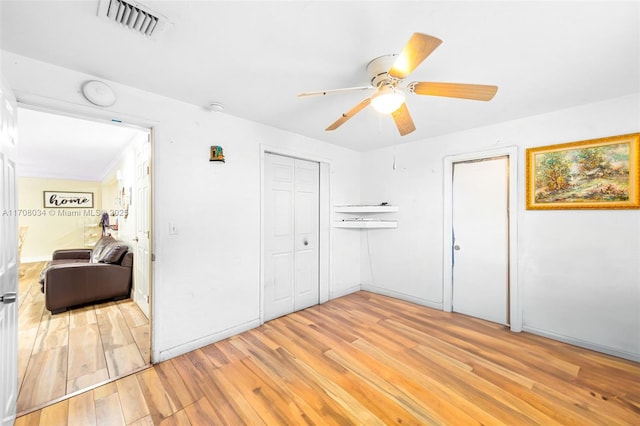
[260,146,331,324]
[442,146,521,332]
[13,100,157,358]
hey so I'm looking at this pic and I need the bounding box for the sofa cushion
[90,236,116,263]
[52,249,91,260]
[97,241,129,264]
[39,258,90,291]
[121,252,134,268]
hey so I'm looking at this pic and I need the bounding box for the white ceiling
[16,108,145,181]
[1,1,639,152]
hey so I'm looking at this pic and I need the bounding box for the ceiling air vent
[97,0,169,37]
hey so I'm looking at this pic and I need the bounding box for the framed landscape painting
[526,133,640,210]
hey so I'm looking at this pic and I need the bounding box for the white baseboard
[155,318,261,362]
[361,284,443,310]
[21,255,51,263]
[155,285,367,362]
[523,325,640,362]
[152,293,639,364]
[156,285,364,363]
[329,284,361,300]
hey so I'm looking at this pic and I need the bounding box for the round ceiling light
[371,85,406,114]
[81,80,117,107]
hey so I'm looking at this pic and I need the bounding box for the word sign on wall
[43,191,94,208]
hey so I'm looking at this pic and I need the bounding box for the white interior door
[1,80,19,426]
[264,153,319,321]
[452,157,509,325]
[134,133,151,318]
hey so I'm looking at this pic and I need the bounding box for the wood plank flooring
[17,262,150,415]
[15,290,640,425]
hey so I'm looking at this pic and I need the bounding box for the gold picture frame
[526,133,640,210]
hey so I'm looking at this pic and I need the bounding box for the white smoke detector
[82,80,117,107]
[97,0,170,38]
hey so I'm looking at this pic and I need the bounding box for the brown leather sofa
[39,236,133,314]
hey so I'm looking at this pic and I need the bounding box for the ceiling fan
[298,33,498,136]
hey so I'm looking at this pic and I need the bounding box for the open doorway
[14,106,153,415]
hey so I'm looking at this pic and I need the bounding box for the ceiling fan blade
[411,82,498,101]
[391,103,416,136]
[325,98,371,131]
[298,86,374,98]
[388,33,443,80]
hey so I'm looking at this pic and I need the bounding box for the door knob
[454,245,461,251]
[1,292,17,304]
[133,237,139,242]
[303,238,309,246]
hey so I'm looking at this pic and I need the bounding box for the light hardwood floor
[15,290,640,425]
[17,262,150,416]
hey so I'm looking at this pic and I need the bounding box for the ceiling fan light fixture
[371,85,405,114]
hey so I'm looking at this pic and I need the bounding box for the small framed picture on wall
[210,145,225,162]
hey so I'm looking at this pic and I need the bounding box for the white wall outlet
[168,222,178,235]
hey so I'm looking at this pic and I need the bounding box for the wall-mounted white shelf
[333,205,399,213]
[334,220,398,229]
[333,204,399,229]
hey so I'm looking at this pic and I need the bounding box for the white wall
[6,49,637,362]
[360,93,640,361]
[18,177,102,260]
[2,51,362,361]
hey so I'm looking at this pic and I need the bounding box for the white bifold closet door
[264,153,319,321]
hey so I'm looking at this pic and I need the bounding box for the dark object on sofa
[39,236,133,314]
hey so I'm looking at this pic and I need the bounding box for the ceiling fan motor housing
[367,54,401,88]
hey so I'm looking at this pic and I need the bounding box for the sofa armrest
[52,249,92,260]
[44,262,132,312]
